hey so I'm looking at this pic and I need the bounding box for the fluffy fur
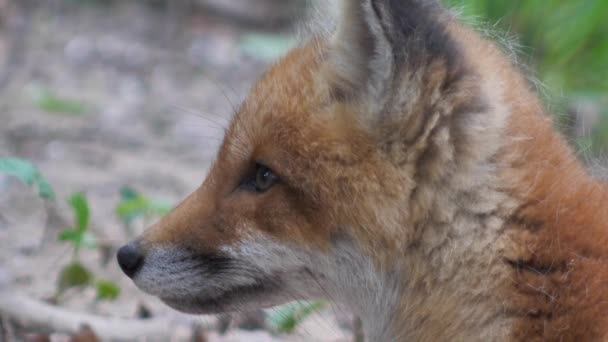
[119,1,608,341]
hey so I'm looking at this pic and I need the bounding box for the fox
[117,0,608,341]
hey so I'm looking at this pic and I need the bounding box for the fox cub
[118,1,608,340]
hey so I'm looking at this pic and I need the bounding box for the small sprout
[267,301,326,334]
[59,192,96,255]
[70,192,90,233]
[58,262,92,294]
[58,229,97,249]
[95,280,121,301]
[0,160,121,303]
[55,193,120,302]
[120,187,139,201]
[32,88,88,115]
[116,186,172,229]
[0,157,56,200]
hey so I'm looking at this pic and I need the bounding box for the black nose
[117,243,143,278]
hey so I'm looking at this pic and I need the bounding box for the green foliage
[32,88,88,115]
[0,158,119,301]
[443,0,608,102]
[57,262,93,293]
[70,192,90,232]
[57,262,121,301]
[116,186,172,227]
[56,192,121,302]
[444,0,608,152]
[0,157,56,200]
[58,229,97,250]
[59,192,97,254]
[267,301,326,334]
[95,280,121,301]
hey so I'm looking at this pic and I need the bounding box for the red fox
[117,1,608,340]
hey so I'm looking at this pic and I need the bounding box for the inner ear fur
[323,0,465,112]
[322,0,485,162]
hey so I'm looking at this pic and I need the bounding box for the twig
[0,289,178,341]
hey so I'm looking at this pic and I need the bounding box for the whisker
[171,104,231,129]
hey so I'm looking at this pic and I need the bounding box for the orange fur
[119,1,608,340]
[502,70,608,341]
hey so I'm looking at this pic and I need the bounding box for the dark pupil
[255,166,274,191]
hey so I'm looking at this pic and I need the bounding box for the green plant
[267,301,326,334]
[0,158,120,301]
[57,192,120,301]
[31,88,88,115]
[443,0,608,155]
[116,186,172,236]
[59,193,96,255]
[0,157,55,200]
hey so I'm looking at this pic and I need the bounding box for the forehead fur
[225,39,370,165]
[215,0,487,259]
[217,40,414,254]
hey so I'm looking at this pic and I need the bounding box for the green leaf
[116,188,172,224]
[57,262,92,293]
[33,89,88,115]
[37,180,56,200]
[69,192,90,232]
[117,196,147,220]
[95,280,121,301]
[267,301,325,334]
[119,186,139,201]
[59,229,96,250]
[0,157,56,200]
[59,229,80,243]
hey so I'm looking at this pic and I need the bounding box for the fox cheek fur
[117,1,608,341]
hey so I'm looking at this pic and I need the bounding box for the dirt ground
[0,1,353,341]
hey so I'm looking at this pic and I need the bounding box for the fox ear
[324,0,393,104]
[324,0,457,113]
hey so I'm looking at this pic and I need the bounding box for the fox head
[118,0,561,339]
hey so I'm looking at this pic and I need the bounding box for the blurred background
[0,0,606,341]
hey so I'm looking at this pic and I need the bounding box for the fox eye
[241,164,279,193]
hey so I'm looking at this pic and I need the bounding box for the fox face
[118,0,608,341]
[118,0,499,336]
[118,42,413,315]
